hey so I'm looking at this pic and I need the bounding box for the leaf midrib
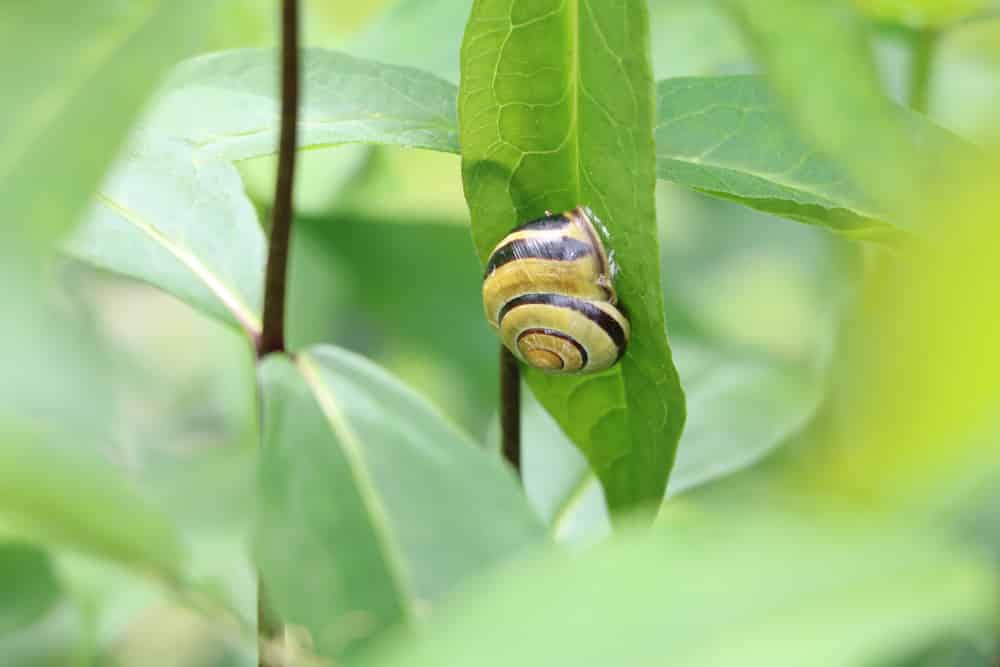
[296,353,421,623]
[95,194,262,337]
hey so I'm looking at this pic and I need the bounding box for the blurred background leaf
[854,0,987,28]
[520,187,859,541]
[257,347,544,660]
[0,424,185,581]
[359,510,994,667]
[143,49,459,162]
[68,135,266,338]
[8,0,1000,663]
[0,0,214,251]
[723,0,1000,520]
[0,543,61,637]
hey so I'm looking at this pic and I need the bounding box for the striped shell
[482,206,630,374]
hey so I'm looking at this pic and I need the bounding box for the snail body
[482,206,630,374]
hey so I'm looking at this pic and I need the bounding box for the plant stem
[500,346,522,478]
[257,0,301,358]
[257,583,284,666]
[257,0,300,664]
[907,28,938,114]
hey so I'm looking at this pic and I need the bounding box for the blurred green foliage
[3,0,999,665]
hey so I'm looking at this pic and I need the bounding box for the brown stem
[257,0,299,664]
[500,346,522,477]
[257,0,301,358]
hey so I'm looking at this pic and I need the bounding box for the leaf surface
[0,543,61,637]
[656,76,893,239]
[68,135,266,337]
[257,346,545,660]
[145,48,460,161]
[0,0,213,250]
[459,0,686,510]
[361,512,994,667]
[0,424,185,580]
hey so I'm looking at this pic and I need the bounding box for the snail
[482,206,630,374]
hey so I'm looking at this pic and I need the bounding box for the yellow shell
[482,207,630,374]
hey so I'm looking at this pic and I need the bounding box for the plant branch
[257,0,301,358]
[500,346,522,478]
[257,0,299,664]
[907,28,938,113]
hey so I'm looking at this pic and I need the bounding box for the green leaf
[142,45,961,240]
[0,0,213,441]
[257,346,545,660]
[667,342,822,493]
[144,48,460,161]
[347,0,471,82]
[0,424,185,581]
[0,0,214,253]
[854,0,987,28]
[360,511,994,667]
[527,340,824,542]
[721,0,1000,515]
[67,135,266,338]
[459,0,686,511]
[720,0,951,220]
[647,0,750,78]
[656,76,896,239]
[0,543,61,636]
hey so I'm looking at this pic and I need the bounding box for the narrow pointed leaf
[459,0,685,510]
[257,346,545,660]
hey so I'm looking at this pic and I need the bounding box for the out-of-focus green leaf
[0,0,212,441]
[0,543,61,636]
[525,184,859,542]
[257,347,544,660]
[648,0,751,78]
[720,0,961,220]
[667,341,822,494]
[526,340,824,542]
[143,45,963,240]
[360,511,993,667]
[294,215,497,435]
[0,424,185,581]
[935,18,1000,141]
[0,0,214,251]
[67,135,266,338]
[656,76,896,239]
[723,0,1000,514]
[459,0,686,511]
[348,0,472,82]
[144,49,459,161]
[0,606,81,667]
[854,0,987,28]
[239,145,372,215]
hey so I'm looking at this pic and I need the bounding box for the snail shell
[482,206,630,374]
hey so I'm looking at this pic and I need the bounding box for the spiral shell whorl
[482,207,630,374]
